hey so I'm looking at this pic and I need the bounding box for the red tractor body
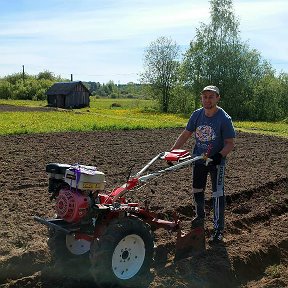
[34,150,208,286]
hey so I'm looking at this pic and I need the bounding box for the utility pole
[22,65,25,81]
[71,74,73,81]
[118,80,120,98]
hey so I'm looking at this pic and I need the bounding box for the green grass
[89,97,156,110]
[0,99,47,107]
[0,99,287,138]
[0,98,154,110]
[0,109,187,135]
[234,121,288,138]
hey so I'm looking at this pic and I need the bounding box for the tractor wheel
[47,229,90,277]
[90,216,154,287]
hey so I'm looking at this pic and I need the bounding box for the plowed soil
[0,124,287,287]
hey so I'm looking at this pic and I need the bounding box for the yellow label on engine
[82,182,102,189]
[66,174,76,180]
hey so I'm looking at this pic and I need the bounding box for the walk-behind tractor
[34,149,211,287]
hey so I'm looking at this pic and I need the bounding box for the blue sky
[0,0,287,84]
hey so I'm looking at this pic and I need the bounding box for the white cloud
[0,0,287,82]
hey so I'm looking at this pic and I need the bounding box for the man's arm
[171,129,193,150]
[219,138,235,157]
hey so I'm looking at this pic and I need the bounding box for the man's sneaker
[209,230,224,243]
[191,217,205,228]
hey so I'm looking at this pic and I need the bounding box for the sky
[0,0,287,84]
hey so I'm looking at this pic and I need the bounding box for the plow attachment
[175,226,206,260]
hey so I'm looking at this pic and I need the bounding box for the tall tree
[182,0,269,119]
[37,70,55,81]
[141,36,180,112]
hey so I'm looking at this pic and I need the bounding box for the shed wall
[64,83,89,108]
[47,83,90,108]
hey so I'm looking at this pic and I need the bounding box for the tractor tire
[47,228,90,278]
[89,216,154,288]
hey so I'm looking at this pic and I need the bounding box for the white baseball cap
[201,85,220,95]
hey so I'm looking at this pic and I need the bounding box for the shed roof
[45,81,91,96]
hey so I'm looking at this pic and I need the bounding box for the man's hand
[210,152,223,165]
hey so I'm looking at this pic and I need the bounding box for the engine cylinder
[56,189,90,223]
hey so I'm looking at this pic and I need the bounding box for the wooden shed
[46,81,91,108]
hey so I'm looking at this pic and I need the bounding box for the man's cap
[201,85,220,95]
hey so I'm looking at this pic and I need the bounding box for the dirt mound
[0,128,287,288]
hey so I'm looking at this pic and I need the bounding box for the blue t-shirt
[186,107,235,161]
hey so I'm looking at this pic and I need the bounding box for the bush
[0,80,13,99]
[110,102,122,108]
[0,71,65,101]
[249,74,287,121]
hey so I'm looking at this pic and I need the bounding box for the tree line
[0,72,144,101]
[86,81,145,98]
[0,71,63,101]
[141,0,288,121]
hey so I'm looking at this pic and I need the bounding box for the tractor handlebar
[138,153,211,183]
[109,150,212,203]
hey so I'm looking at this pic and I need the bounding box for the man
[171,85,235,243]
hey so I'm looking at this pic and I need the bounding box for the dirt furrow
[0,129,287,288]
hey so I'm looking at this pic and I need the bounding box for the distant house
[46,81,91,108]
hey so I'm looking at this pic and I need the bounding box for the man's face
[201,90,220,110]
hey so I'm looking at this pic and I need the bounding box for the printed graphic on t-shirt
[195,125,216,142]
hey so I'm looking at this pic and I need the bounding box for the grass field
[0,98,155,110]
[234,121,288,138]
[0,98,287,138]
